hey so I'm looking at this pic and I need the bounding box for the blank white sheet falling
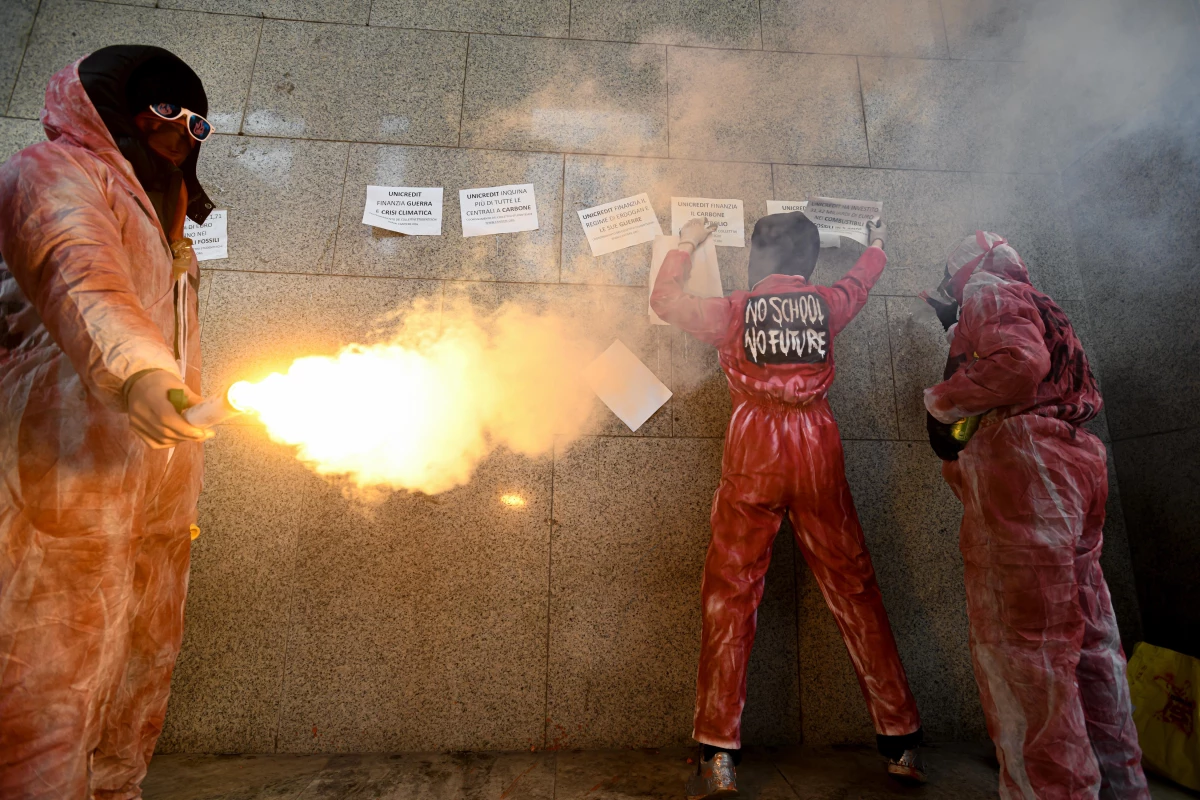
[583,340,672,432]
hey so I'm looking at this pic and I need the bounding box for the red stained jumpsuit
[651,246,921,751]
[925,232,1148,800]
[0,61,203,798]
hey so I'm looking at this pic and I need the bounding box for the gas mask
[920,265,960,332]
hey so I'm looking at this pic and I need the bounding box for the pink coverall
[926,232,1148,799]
[652,246,922,752]
[0,61,203,798]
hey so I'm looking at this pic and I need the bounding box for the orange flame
[228,299,596,496]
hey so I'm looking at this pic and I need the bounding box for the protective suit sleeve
[650,248,734,346]
[0,149,179,410]
[827,246,887,335]
[923,284,1050,423]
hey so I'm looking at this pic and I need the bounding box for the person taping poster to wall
[651,211,927,800]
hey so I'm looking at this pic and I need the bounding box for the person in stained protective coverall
[0,46,217,799]
[922,232,1149,800]
[652,212,925,799]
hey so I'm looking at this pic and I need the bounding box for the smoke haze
[230,298,605,497]
[215,0,1198,496]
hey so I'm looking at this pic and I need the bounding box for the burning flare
[226,299,597,496]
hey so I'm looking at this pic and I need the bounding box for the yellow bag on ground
[1127,642,1200,790]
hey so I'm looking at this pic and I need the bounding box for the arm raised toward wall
[650,246,734,347]
[924,282,1051,423]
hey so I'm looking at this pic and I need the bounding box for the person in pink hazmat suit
[923,231,1149,800]
[0,46,217,799]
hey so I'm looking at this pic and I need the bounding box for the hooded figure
[746,210,821,289]
[924,232,1149,799]
[652,213,925,799]
[0,47,211,798]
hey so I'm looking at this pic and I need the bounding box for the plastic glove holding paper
[648,235,722,325]
[671,197,744,247]
[802,197,883,246]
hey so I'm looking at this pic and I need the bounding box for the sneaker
[685,750,738,799]
[887,747,928,785]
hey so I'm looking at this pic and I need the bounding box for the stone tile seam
[773,759,804,799]
[456,34,470,148]
[936,0,952,59]
[264,276,325,755]
[59,0,1028,64]
[555,154,566,282]
[757,0,766,50]
[666,330,675,438]
[237,18,265,136]
[2,0,42,117]
[288,770,324,800]
[510,434,923,443]
[266,135,1062,177]
[541,443,558,749]
[265,476,313,755]
[855,56,871,169]
[1110,423,1200,445]
[63,0,151,6]
[881,298,904,441]
[198,433,931,444]
[199,273,212,321]
[0,116,1065,177]
[323,144,354,275]
[664,45,670,159]
[786,475,806,747]
[191,268,943,304]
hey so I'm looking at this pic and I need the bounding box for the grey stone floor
[144,743,1198,799]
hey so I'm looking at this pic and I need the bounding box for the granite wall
[1,0,1182,753]
[1063,32,1200,660]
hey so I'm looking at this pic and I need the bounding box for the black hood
[79,45,214,228]
[747,212,821,289]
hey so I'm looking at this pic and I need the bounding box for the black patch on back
[742,292,831,365]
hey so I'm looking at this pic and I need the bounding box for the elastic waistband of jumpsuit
[732,392,832,416]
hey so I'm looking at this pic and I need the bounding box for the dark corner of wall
[1062,27,1200,659]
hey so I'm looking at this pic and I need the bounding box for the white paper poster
[671,197,745,247]
[766,200,840,248]
[766,200,808,215]
[459,184,539,238]
[648,235,723,325]
[362,186,442,235]
[802,197,883,247]
[583,339,672,432]
[183,210,227,261]
[577,193,662,256]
